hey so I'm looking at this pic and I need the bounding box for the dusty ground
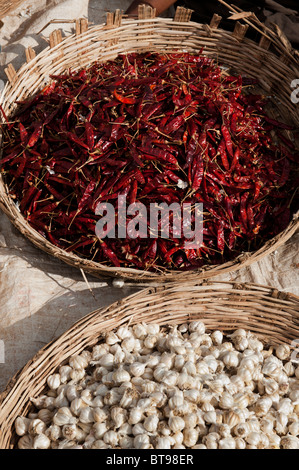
[0,0,134,90]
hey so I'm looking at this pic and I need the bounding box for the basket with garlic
[0,282,299,449]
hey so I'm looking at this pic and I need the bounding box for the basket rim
[0,12,298,282]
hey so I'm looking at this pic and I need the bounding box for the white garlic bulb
[130,362,146,377]
[28,418,47,436]
[132,423,146,436]
[69,355,89,370]
[33,433,51,449]
[45,424,61,441]
[47,374,61,391]
[110,406,127,428]
[281,435,299,449]
[144,414,159,432]
[134,433,151,449]
[15,416,31,436]
[53,390,69,409]
[18,435,34,449]
[204,410,217,425]
[37,409,54,425]
[93,422,108,439]
[275,344,290,361]
[112,366,131,384]
[183,428,199,447]
[65,384,79,402]
[222,350,239,369]
[211,330,223,345]
[219,437,236,449]
[53,407,76,426]
[219,392,234,410]
[128,408,143,425]
[91,439,109,449]
[246,431,261,447]
[79,407,94,424]
[105,331,120,345]
[119,435,134,448]
[61,423,78,440]
[98,353,114,368]
[155,437,171,449]
[168,415,185,433]
[189,321,205,335]
[103,430,119,446]
[203,434,218,449]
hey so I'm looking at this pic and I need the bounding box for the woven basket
[0,4,298,282]
[0,280,299,448]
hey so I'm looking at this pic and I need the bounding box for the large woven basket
[0,280,299,448]
[0,3,298,282]
[0,0,24,20]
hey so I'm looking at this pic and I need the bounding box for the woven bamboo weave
[0,4,298,282]
[0,280,298,448]
[0,0,24,20]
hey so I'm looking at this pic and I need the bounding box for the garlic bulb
[53,407,76,426]
[219,437,236,449]
[61,424,78,440]
[15,416,31,436]
[189,321,205,335]
[47,374,61,391]
[28,418,47,436]
[119,435,134,448]
[18,435,34,449]
[93,422,108,439]
[59,365,72,383]
[69,355,88,370]
[222,350,239,369]
[112,366,131,384]
[168,415,185,433]
[37,409,54,425]
[144,415,159,432]
[183,428,199,447]
[33,433,51,449]
[288,421,299,436]
[130,362,146,377]
[219,392,234,410]
[280,436,299,449]
[79,407,94,424]
[156,437,171,449]
[275,344,290,361]
[103,430,119,446]
[246,431,261,447]
[128,408,143,425]
[45,424,61,441]
[211,330,223,345]
[134,434,151,449]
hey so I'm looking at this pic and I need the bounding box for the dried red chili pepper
[27,122,43,148]
[113,89,137,105]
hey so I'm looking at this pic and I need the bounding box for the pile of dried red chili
[0,51,298,271]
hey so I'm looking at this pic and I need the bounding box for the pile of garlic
[15,321,299,449]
